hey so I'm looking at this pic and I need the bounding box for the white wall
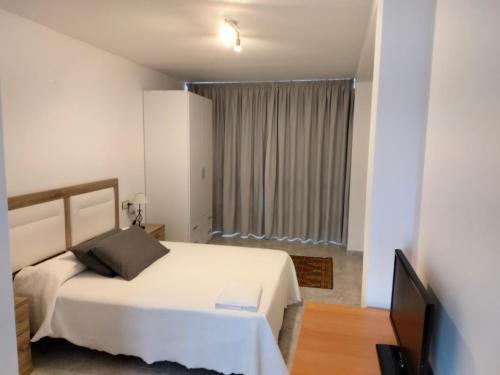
[347,3,376,253]
[415,0,500,373]
[347,81,372,252]
[355,1,376,83]
[0,10,182,225]
[0,94,19,374]
[362,0,435,307]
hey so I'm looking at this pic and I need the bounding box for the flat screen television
[376,249,434,375]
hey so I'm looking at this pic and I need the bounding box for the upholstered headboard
[8,179,119,272]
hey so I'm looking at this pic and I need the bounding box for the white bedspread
[32,242,300,375]
[13,252,87,341]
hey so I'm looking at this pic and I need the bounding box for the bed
[8,179,301,375]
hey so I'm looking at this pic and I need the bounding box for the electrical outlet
[122,200,130,210]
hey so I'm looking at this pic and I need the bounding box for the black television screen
[390,250,434,375]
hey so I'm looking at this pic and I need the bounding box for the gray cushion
[71,228,122,277]
[91,226,169,281]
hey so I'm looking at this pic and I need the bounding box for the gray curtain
[189,80,354,245]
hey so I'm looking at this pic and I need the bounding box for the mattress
[47,242,301,375]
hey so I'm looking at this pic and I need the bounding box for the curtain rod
[187,77,355,85]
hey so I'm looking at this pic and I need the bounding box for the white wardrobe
[144,90,213,243]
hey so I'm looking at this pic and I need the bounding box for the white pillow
[14,251,86,341]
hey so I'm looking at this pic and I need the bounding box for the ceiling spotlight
[219,18,242,53]
[234,38,242,53]
[219,19,237,47]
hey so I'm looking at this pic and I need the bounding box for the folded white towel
[215,282,263,312]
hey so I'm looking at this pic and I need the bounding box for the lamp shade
[132,192,147,205]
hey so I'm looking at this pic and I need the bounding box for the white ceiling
[0,0,373,82]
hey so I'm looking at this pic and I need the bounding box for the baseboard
[346,249,363,256]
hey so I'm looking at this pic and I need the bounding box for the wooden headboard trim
[8,179,119,211]
[8,178,119,254]
[64,197,72,250]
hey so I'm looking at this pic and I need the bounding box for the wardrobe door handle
[192,225,198,231]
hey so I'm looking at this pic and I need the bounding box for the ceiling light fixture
[219,18,242,53]
[233,37,242,53]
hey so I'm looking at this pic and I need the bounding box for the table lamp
[132,192,147,228]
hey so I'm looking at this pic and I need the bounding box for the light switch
[121,200,130,210]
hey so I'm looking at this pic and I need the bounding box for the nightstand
[144,223,165,241]
[14,296,32,375]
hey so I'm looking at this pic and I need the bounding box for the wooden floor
[292,302,397,375]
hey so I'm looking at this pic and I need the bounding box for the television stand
[376,344,407,375]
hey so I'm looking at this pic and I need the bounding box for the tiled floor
[31,236,363,374]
